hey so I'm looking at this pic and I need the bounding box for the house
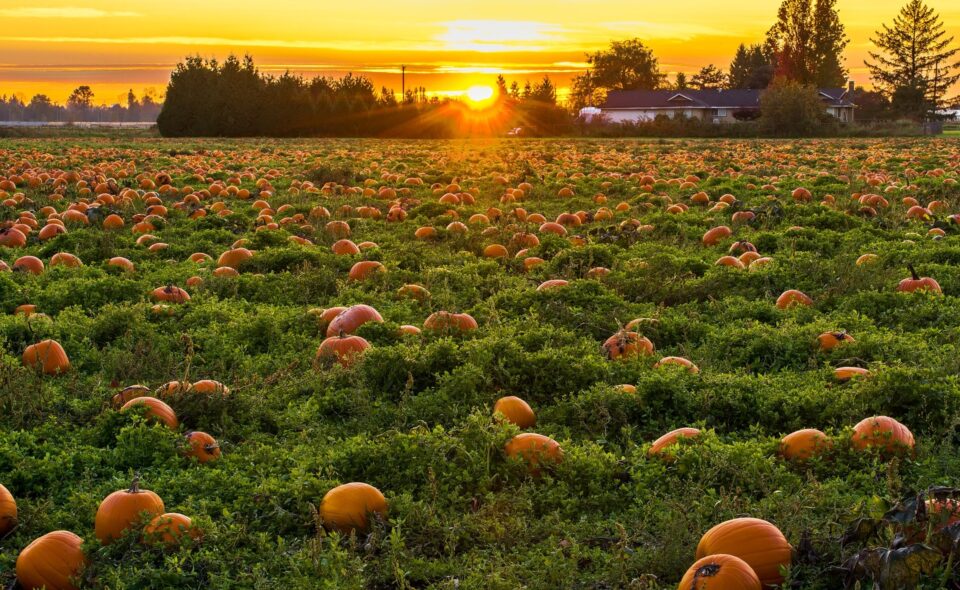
[595,81,856,124]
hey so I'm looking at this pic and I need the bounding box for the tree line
[0,87,161,123]
[155,55,569,137]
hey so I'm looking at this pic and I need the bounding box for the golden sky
[0,0,958,104]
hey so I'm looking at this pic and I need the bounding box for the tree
[509,81,521,99]
[865,0,960,119]
[759,78,837,135]
[691,65,727,90]
[569,39,667,109]
[26,94,55,121]
[67,86,95,118]
[495,75,508,96]
[675,72,689,90]
[528,76,557,104]
[765,0,848,86]
[729,44,775,88]
[853,87,893,121]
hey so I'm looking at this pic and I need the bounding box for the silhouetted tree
[729,44,775,88]
[691,65,727,89]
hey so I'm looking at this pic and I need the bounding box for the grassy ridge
[0,137,959,588]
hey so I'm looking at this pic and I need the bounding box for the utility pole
[401,65,406,98]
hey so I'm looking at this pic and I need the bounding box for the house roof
[600,88,854,110]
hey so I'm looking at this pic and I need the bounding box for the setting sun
[465,85,495,106]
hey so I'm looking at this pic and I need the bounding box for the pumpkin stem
[908,264,920,281]
[129,473,141,494]
[338,329,345,339]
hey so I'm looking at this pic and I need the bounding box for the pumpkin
[331,239,361,255]
[144,512,198,546]
[775,290,812,309]
[112,384,150,408]
[0,483,16,535]
[696,517,792,587]
[855,253,878,266]
[217,247,253,268]
[897,265,941,293]
[398,284,430,301]
[702,226,732,246]
[156,380,191,398]
[107,256,135,272]
[189,379,230,396]
[399,324,422,336]
[851,416,914,455]
[817,331,854,351]
[424,311,478,333]
[151,285,190,303]
[493,396,536,429]
[834,366,870,382]
[677,554,761,590]
[121,396,179,429]
[316,306,348,331]
[94,476,165,544]
[0,227,27,247]
[654,356,699,373]
[184,431,221,463]
[483,244,509,258]
[649,427,701,458]
[15,304,36,316]
[504,433,563,475]
[13,255,44,274]
[16,530,86,590]
[326,304,383,337]
[320,482,388,533]
[537,279,569,291]
[602,330,654,360]
[23,339,70,374]
[780,429,830,461]
[317,333,371,367]
[348,260,385,281]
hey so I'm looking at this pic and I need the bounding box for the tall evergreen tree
[675,72,689,90]
[690,65,727,89]
[766,0,848,86]
[729,44,776,88]
[865,0,960,118]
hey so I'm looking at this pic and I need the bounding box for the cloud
[0,7,141,18]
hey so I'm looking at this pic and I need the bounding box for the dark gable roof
[601,88,854,109]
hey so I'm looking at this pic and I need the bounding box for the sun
[465,85,495,108]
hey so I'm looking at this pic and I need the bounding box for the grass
[0,136,959,588]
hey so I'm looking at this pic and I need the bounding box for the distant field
[2,137,960,589]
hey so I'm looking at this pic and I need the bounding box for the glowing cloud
[0,7,141,18]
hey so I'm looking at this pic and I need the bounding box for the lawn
[1,137,960,589]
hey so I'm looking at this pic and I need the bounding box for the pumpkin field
[3,136,960,589]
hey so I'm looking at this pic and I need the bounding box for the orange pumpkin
[317,333,371,367]
[504,433,563,475]
[23,340,70,374]
[897,265,941,294]
[94,477,165,544]
[677,554,761,590]
[331,239,361,255]
[0,483,16,535]
[834,366,870,382]
[398,284,431,301]
[602,330,654,360]
[16,530,86,590]
[13,255,44,275]
[151,285,190,303]
[775,290,812,309]
[780,429,831,461]
[654,356,700,373]
[120,396,178,429]
[696,517,792,587]
[817,331,854,351]
[348,260,385,281]
[184,431,221,463]
[144,512,199,546]
[702,225,732,246]
[107,256,135,272]
[493,396,536,429]
[424,311,478,333]
[649,427,701,458]
[320,482,388,533]
[189,379,230,396]
[112,384,150,408]
[851,416,914,455]
[216,247,253,268]
[326,304,383,337]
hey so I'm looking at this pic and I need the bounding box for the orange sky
[0,0,958,105]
